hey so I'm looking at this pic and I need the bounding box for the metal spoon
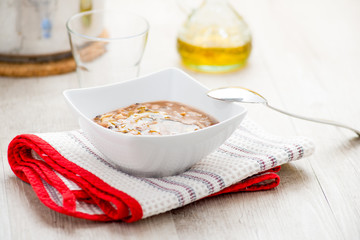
[207,87,360,136]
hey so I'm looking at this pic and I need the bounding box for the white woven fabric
[33,119,314,218]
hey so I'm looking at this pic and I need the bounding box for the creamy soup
[93,101,218,136]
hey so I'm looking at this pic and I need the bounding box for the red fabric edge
[208,167,281,198]
[8,134,282,222]
[8,134,143,222]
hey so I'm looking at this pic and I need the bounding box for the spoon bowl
[207,87,267,104]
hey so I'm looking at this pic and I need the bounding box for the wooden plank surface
[1,0,360,239]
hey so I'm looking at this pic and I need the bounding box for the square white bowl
[63,68,247,177]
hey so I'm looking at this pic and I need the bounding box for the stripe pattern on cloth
[7,119,314,222]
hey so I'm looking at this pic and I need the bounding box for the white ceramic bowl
[63,68,247,177]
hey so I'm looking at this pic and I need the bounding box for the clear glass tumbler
[66,10,149,87]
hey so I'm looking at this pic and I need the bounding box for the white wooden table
[1,0,360,239]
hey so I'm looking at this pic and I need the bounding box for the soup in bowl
[63,68,247,177]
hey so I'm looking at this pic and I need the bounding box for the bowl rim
[63,67,247,139]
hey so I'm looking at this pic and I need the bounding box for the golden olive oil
[177,38,252,73]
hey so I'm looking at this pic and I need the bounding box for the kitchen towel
[8,119,314,222]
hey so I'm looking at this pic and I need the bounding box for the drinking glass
[66,10,149,87]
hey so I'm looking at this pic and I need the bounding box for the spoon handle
[266,103,360,136]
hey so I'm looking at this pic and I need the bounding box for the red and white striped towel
[8,119,314,222]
